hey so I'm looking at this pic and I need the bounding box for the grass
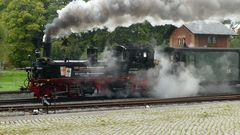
[0,70,27,91]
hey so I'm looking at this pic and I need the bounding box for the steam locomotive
[26,42,155,98]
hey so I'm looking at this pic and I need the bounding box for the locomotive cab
[114,45,155,73]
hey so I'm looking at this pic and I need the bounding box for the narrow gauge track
[0,90,33,101]
[0,90,31,94]
[0,96,108,105]
[1,94,240,112]
[0,98,39,105]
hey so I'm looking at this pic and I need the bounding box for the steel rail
[0,91,31,95]
[1,94,240,112]
[0,98,39,105]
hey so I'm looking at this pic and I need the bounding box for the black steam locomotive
[27,42,155,98]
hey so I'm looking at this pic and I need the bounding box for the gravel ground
[1,101,240,135]
[0,93,34,100]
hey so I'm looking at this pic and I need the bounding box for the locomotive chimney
[43,36,51,58]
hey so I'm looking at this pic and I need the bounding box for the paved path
[1,101,240,135]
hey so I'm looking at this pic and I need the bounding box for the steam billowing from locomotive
[44,0,240,42]
[149,52,200,98]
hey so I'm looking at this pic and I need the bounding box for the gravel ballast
[1,101,240,135]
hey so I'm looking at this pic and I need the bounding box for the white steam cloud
[148,50,239,98]
[44,0,240,42]
[148,50,200,98]
[101,46,118,72]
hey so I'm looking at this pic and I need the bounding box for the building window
[178,38,181,46]
[208,36,217,44]
[178,38,186,47]
[183,38,186,45]
[213,36,216,44]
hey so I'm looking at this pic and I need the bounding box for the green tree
[230,22,240,48]
[51,28,110,59]
[3,0,46,67]
[50,22,176,60]
[231,29,240,48]
[40,0,71,22]
[108,21,176,46]
[52,34,87,60]
[0,0,10,11]
[1,0,72,67]
[0,0,12,68]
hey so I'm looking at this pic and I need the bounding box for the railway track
[0,90,33,101]
[1,94,240,112]
[0,96,108,105]
[0,98,39,105]
[0,90,31,94]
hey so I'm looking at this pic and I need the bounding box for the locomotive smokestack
[43,35,51,58]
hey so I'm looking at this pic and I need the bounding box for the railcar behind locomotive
[162,47,240,93]
[26,42,155,98]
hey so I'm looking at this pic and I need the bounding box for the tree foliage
[0,0,11,68]
[2,0,46,67]
[51,22,176,60]
[0,0,73,67]
[222,19,240,48]
[231,29,240,48]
